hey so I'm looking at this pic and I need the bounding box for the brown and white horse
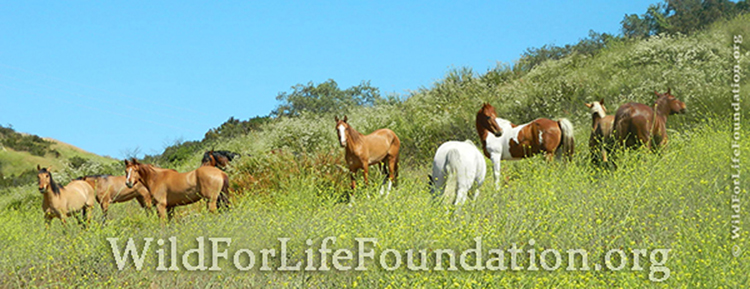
[475,103,575,189]
[613,89,686,151]
[76,174,153,220]
[335,115,400,194]
[124,159,230,220]
[585,99,615,164]
[37,165,96,227]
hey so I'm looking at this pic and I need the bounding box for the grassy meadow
[0,14,748,289]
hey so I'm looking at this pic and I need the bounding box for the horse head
[36,165,51,194]
[655,89,687,115]
[476,103,503,137]
[585,98,607,118]
[124,158,142,188]
[334,115,349,147]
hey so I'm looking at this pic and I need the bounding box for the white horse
[430,140,486,205]
[475,103,575,189]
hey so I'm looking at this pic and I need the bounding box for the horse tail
[556,118,575,160]
[442,148,463,204]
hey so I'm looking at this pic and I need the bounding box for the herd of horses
[35,90,686,225]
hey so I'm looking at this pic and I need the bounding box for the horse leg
[100,200,110,224]
[491,154,502,190]
[156,202,168,220]
[362,164,370,186]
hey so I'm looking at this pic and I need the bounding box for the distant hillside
[0,125,119,188]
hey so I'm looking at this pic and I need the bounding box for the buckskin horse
[37,165,96,227]
[76,174,153,221]
[475,103,575,189]
[613,89,686,151]
[125,158,230,220]
[585,99,615,164]
[335,115,400,194]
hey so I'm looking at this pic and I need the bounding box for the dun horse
[335,116,400,194]
[76,174,152,220]
[613,89,686,151]
[475,103,575,188]
[585,99,615,164]
[430,140,486,205]
[36,165,96,226]
[125,159,230,219]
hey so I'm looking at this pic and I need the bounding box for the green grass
[0,120,747,288]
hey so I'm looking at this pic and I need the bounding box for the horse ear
[37,164,41,171]
[599,98,605,105]
[343,115,348,122]
[334,116,339,122]
[124,159,129,166]
[584,102,592,108]
[667,87,671,94]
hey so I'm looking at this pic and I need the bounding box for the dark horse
[201,150,241,169]
[613,89,686,151]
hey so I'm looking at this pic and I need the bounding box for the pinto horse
[475,103,575,189]
[125,159,230,219]
[37,165,96,227]
[201,150,241,169]
[76,174,152,220]
[613,89,686,151]
[335,115,400,193]
[430,140,486,205]
[585,99,615,164]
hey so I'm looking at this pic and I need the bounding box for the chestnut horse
[613,89,686,151]
[76,174,152,220]
[125,159,230,219]
[335,115,400,193]
[36,165,96,227]
[585,99,615,164]
[476,103,575,189]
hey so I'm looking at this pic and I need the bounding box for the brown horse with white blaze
[37,165,96,227]
[76,174,153,220]
[475,103,575,189]
[335,115,400,193]
[124,159,230,220]
[613,89,686,151]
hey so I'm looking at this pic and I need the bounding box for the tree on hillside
[272,79,383,117]
[621,0,749,38]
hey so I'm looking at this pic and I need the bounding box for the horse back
[63,180,96,209]
[363,128,400,163]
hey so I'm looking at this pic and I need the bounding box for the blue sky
[0,1,656,159]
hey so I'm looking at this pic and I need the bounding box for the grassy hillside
[0,13,748,289]
[0,129,119,188]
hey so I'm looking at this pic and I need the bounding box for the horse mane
[345,124,363,144]
[39,168,61,195]
[79,174,111,180]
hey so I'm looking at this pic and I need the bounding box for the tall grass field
[1,13,749,289]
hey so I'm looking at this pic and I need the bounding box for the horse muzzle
[493,131,503,137]
[125,181,134,188]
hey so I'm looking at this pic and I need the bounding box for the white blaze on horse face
[337,124,347,147]
[591,102,606,118]
[126,168,133,185]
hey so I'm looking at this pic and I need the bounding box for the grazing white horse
[430,140,486,205]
